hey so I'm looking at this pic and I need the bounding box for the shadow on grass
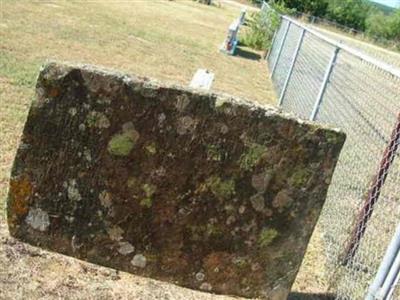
[288,292,336,300]
[235,47,261,61]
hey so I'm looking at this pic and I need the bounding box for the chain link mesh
[268,18,288,73]
[264,5,400,299]
[271,21,302,95]
[282,31,332,119]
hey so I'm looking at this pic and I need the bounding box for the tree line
[252,0,400,48]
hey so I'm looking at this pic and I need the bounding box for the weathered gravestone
[7,62,345,299]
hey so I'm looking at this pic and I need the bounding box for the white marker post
[189,69,215,91]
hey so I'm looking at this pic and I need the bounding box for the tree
[275,0,328,17]
[366,9,400,45]
[326,0,370,31]
[366,11,391,38]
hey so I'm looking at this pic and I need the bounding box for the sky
[369,0,400,8]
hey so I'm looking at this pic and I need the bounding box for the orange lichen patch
[202,252,246,294]
[203,252,236,279]
[160,250,189,274]
[48,87,60,98]
[8,176,33,216]
[203,252,230,271]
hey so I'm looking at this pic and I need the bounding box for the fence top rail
[280,16,400,78]
[280,16,400,79]
[263,3,400,79]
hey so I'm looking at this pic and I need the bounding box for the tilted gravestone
[7,62,345,299]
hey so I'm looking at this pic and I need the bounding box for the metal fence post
[266,28,278,61]
[278,28,305,106]
[309,46,339,121]
[270,20,291,79]
[367,223,400,300]
[343,113,400,265]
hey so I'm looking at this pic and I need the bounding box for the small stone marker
[189,69,214,91]
[8,62,345,299]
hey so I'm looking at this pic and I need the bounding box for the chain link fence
[292,13,400,64]
[263,3,400,299]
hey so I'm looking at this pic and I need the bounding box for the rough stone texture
[7,62,345,299]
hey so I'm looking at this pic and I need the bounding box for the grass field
[0,1,289,299]
[0,0,276,214]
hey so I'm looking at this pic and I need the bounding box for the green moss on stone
[258,228,278,248]
[140,183,156,208]
[206,223,224,237]
[206,176,235,199]
[239,143,266,170]
[107,133,135,156]
[86,111,110,129]
[140,197,153,208]
[206,145,222,161]
[325,130,342,144]
[143,183,156,196]
[290,168,312,188]
[145,143,157,155]
[127,177,137,188]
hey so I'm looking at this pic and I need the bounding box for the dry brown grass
[0,0,279,299]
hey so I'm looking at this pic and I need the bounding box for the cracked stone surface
[7,61,345,299]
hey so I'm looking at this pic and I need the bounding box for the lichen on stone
[251,171,272,193]
[126,177,137,189]
[205,176,235,199]
[86,111,110,129]
[200,282,212,291]
[272,190,293,210]
[140,198,152,208]
[250,194,265,212]
[290,167,312,188]
[8,176,32,217]
[325,130,343,144]
[219,123,229,134]
[145,143,157,155]
[68,107,77,116]
[83,149,92,162]
[108,122,140,157]
[258,228,278,248]
[131,254,147,268]
[176,116,196,135]
[107,225,124,241]
[108,133,134,156]
[118,241,135,255]
[67,179,81,202]
[206,145,222,161]
[99,190,112,208]
[140,183,156,208]
[175,94,190,112]
[195,272,205,282]
[108,132,136,156]
[25,207,50,231]
[206,223,224,237]
[239,143,267,170]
